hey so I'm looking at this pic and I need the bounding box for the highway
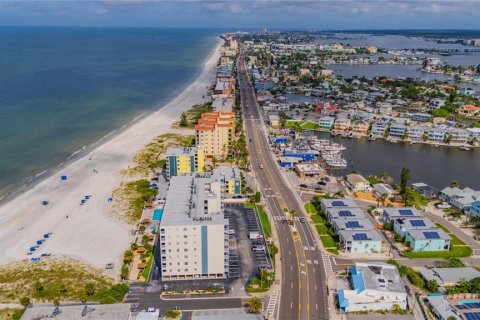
[237,48,330,320]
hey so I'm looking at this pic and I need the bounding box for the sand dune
[0,39,222,273]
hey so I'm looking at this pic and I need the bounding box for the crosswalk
[266,291,279,318]
[321,251,334,276]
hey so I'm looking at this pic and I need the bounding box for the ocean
[0,27,219,199]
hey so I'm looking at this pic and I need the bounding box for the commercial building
[195,112,235,158]
[166,147,205,179]
[337,262,407,313]
[159,174,229,281]
[294,163,324,179]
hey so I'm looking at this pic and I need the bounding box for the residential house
[429,99,446,109]
[440,187,480,211]
[351,120,369,135]
[418,267,480,287]
[404,229,451,252]
[325,207,366,222]
[411,113,431,122]
[428,128,446,142]
[318,116,335,130]
[467,128,480,140]
[389,122,407,138]
[337,262,407,313]
[460,87,476,96]
[333,118,351,132]
[457,105,480,117]
[447,128,469,144]
[337,230,383,253]
[371,122,388,137]
[382,207,424,225]
[320,198,360,211]
[407,125,426,141]
[373,183,397,198]
[393,217,436,237]
[345,174,372,192]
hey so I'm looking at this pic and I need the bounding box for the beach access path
[0,39,222,274]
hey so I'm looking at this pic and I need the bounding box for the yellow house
[352,120,369,135]
[166,147,204,179]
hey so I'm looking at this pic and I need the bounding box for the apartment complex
[166,146,205,179]
[159,174,229,281]
[195,112,235,158]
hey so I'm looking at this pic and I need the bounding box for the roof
[383,207,423,219]
[394,217,436,230]
[20,304,131,320]
[426,295,459,320]
[333,218,375,231]
[339,229,382,242]
[295,163,324,174]
[321,198,359,209]
[352,262,406,294]
[406,228,451,241]
[434,267,480,284]
[191,309,263,320]
[134,309,160,320]
[327,207,366,220]
[346,174,369,185]
[166,146,200,157]
[373,183,397,195]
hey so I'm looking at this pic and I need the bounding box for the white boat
[459,145,471,151]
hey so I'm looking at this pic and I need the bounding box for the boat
[459,145,471,151]
[409,141,416,145]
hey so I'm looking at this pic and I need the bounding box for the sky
[1,0,480,29]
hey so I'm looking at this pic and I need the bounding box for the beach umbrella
[107,197,113,203]
[137,263,147,269]
[81,199,86,204]
[29,247,36,252]
[41,201,49,206]
[60,175,67,181]
[43,234,49,238]
[36,240,43,245]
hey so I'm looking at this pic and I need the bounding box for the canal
[310,132,480,190]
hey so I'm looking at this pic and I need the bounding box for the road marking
[300,263,305,267]
[291,283,293,288]
[266,291,279,317]
[307,260,312,264]
[301,271,307,275]
[314,260,319,264]
[316,304,318,310]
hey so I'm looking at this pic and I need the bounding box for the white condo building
[159,174,229,281]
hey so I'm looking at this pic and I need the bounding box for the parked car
[324,176,331,182]
[259,164,264,169]
[299,217,306,223]
[300,184,308,188]
[436,202,451,209]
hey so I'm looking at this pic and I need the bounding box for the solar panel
[410,219,426,227]
[399,209,413,216]
[464,312,480,320]
[423,231,440,239]
[465,303,480,309]
[352,233,370,241]
[346,221,361,228]
[332,201,345,207]
[339,210,353,217]
[456,305,469,310]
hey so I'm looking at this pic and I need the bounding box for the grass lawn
[311,214,325,224]
[286,120,318,130]
[403,222,473,258]
[244,203,255,209]
[320,235,337,248]
[327,248,339,255]
[0,308,25,320]
[141,253,154,281]
[409,188,429,209]
[257,205,272,239]
[305,202,318,215]
[315,224,329,235]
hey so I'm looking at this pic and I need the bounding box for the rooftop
[321,198,359,209]
[353,262,406,294]
[339,229,382,242]
[327,207,366,220]
[406,228,451,241]
[20,304,131,320]
[418,267,480,285]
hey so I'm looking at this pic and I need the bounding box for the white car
[436,202,451,209]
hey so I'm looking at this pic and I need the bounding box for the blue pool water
[459,300,480,305]
[152,209,164,221]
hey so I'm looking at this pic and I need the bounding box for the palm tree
[124,250,134,264]
[289,210,296,225]
[259,269,268,288]
[380,193,388,207]
[212,156,218,169]
[248,297,263,314]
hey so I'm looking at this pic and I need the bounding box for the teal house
[404,229,451,252]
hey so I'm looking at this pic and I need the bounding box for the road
[237,48,329,320]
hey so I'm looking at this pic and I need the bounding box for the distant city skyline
[1,1,480,29]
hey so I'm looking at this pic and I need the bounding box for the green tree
[426,279,439,292]
[85,283,95,297]
[138,225,146,234]
[179,112,189,127]
[124,250,134,264]
[141,234,150,246]
[289,210,297,225]
[33,281,44,295]
[19,297,31,308]
[121,265,129,280]
[53,299,60,307]
[400,167,410,195]
[248,297,263,314]
[450,180,459,188]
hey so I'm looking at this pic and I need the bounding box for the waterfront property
[351,120,369,135]
[428,127,446,142]
[407,125,426,141]
[404,229,451,252]
[318,116,335,130]
[195,111,235,158]
[159,174,229,281]
[333,118,351,132]
[337,262,407,313]
[166,146,205,179]
[373,183,397,197]
[345,173,372,192]
[371,121,388,137]
[294,163,324,179]
[389,122,407,138]
[440,186,480,212]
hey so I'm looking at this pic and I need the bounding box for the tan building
[195,112,235,158]
[333,118,351,131]
[352,120,369,135]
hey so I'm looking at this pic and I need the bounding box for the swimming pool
[152,209,164,221]
[458,300,480,305]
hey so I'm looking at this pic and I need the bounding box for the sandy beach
[0,39,222,272]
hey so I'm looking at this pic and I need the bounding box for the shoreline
[0,36,221,205]
[0,37,223,271]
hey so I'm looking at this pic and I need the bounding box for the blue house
[404,229,451,252]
